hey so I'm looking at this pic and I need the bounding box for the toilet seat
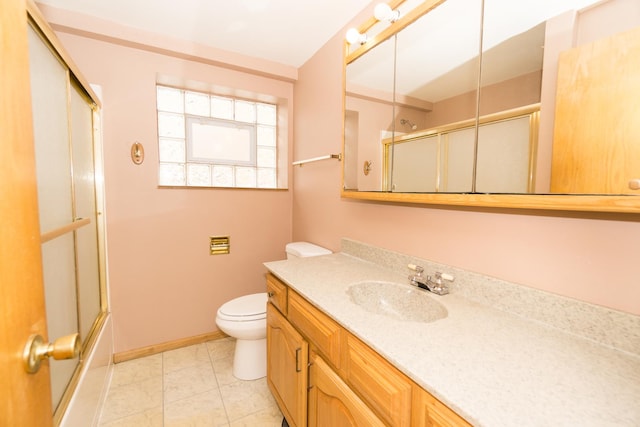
[217,292,267,322]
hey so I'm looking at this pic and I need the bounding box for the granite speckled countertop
[264,249,640,427]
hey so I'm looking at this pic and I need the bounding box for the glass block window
[156,85,278,188]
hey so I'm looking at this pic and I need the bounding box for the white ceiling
[36,0,373,68]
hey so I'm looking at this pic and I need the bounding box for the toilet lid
[217,292,267,321]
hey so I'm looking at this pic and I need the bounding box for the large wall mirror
[342,0,640,213]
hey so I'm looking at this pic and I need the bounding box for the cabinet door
[267,303,308,427]
[266,273,288,314]
[412,384,471,427]
[551,25,640,194]
[309,353,386,427]
[345,334,412,426]
[288,290,342,368]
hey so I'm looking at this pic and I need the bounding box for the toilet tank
[286,242,332,259]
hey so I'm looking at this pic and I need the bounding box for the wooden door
[551,26,640,194]
[308,353,386,427]
[266,304,308,427]
[0,0,53,424]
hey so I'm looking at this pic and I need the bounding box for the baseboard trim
[113,330,228,364]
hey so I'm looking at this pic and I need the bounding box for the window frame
[156,84,280,189]
[185,115,257,167]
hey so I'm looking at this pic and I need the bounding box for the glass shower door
[28,22,105,421]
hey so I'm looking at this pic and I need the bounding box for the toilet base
[232,337,266,380]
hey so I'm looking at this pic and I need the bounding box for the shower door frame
[27,1,109,424]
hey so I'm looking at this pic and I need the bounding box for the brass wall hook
[131,141,144,165]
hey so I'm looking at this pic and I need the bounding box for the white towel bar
[292,153,342,166]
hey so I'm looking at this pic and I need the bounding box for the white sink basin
[346,281,447,323]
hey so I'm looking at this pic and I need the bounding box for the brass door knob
[23,333,80,374]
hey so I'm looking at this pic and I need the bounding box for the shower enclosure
[28,7,110,425]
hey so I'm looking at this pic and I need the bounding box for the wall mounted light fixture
[374,3,400,23]
[363,160,373,176]
[346,3,400,45]
[131,141,144,165]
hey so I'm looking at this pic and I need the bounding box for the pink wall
[345,96,393,191]
[45,1,640,360]
[51,31,294,353]
[478,71,541,116]
[292,5,640,316]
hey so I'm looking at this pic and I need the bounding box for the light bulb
[346,28,366,45]
[374,3,400,22]
[374,3,391,20]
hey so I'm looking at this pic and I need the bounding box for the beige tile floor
[98,338,283,426]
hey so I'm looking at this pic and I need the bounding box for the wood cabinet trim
[266,304,308,427]
[345,334,412,427]
[266,273,288,315]
[412,384,472,427]
[308,352,387,427]
[287,289,342,369]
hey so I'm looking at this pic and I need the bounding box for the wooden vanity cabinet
[288,290,342,369]
[308,352,386,427]
[267,273,288,314]
[412,386,472,427]
[266,274,470,427]
[344,334,412,426]
[266,303,308,427]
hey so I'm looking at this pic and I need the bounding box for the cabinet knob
[628,179,640,190]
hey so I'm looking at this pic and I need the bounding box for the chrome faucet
[408,264,453,295]
[408,264,428,286]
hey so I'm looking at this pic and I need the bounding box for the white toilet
[215,241,331,380]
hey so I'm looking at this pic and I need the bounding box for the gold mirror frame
[340,0,640,214]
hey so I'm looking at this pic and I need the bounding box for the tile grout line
[208,341,232,426]
[97,339,281,426]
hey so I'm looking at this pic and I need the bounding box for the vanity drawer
[266,273,288,315]
[288,290,342,369]
[345,334,412,427]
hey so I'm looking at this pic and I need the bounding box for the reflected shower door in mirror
[391,0,482,192]
[384,105,538,193]
[343,0,640,198]
[478,0,608,194]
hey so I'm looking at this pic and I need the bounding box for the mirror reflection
[345,35,397,191]
[344,0,640,195]
[390,0,482,192]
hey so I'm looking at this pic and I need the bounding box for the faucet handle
[433,272,454,284]
[439,272,454,282]
[429,272,453,295]
[408,264,424,274]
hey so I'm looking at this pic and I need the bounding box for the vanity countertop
[264,252,640,427]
